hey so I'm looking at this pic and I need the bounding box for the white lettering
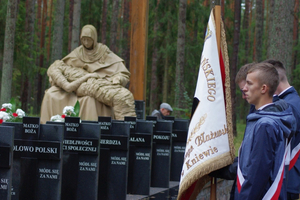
[100,139,121,145]
[153,135,170,140]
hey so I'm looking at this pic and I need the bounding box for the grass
[234,122,246,156]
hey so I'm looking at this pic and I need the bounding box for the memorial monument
[41,24,136,123]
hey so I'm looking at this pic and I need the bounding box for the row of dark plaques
[0,115,188,200]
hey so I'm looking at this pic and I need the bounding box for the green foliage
[0,0,8,51]
[292,63,300,94]
[171,90,192,119]
[73,100,80,117]
[81,0,105,43]
[292,37,300,93]
[184,3,215,114]
[11,0,40,110]
[234,122,246,156]
[147,0,209,116]
[9,97,17,112]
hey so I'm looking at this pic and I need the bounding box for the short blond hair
[248,62,279,97]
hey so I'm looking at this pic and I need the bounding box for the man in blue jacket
[264,59,300,200]
[211,62,290,199]
[235,62,296,199]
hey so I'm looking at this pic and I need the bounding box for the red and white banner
[177,7,235,200]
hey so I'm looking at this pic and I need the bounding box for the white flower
[2,103,12,110]
[0,111,11,121]
[50,115,64,122]
[63,106,76,116]
[15,109,26,118]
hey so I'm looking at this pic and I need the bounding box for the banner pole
[210,5,221,200]
[210,177,217,200]
[214,5,221,55]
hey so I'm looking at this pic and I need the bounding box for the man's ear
[261,84,268,94]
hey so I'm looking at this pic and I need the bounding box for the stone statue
[40,24,136,123]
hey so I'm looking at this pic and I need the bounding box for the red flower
[0,108,6,111]
[61,115,66,118]
[0,119,3,124]
[13,113,18,117]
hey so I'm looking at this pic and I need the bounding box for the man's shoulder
[254,109,295,137]
[151,109,160,116]
[250,111,281,129]
[280,87,300,102]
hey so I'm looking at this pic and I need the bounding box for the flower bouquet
[50,101,80,122]
[0,99,26,124]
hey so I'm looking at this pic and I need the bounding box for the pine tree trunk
[163,19,171,103]
[47,0,53,62]
[121,0,130,69]
[267,0,274,58]
[71,0,81,51]
[51,0,65,64]
[243,0,251,63]
[110,0,119,52]
[265,0,269,52]
[175,0,187,117]
[37,0,47,113]
[32,0,42,114]
[221,0,224,17]
[0,0,18,105]
[254,0,264,62]
[292,0,299,81]
[101,0,108,44]
[238,0,251,120]
[68,0,74,53]
[230,0,241,137]
[268,0,294,80]
[149,0,160,114]
[21,0,35,112]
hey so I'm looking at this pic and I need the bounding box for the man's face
[161,108,171,116]
[81,36,94,49]
[242,71,262,106]
[238,80,247,99]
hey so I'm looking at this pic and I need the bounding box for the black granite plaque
[124,116,137,133]
[98,121,130,200]
[145,116,157,132]
[81,120,98,124]
[98,116,112,134]
[0,126,14,200]
[22,117,40,140]
[127,120,153,195]
[135,100,145,120]
[36,124,64,200]
[170,119,189,181]
[151,120,173,188]
[163,116,175,121]
[57,120,101,200]
[3,119,64,200]
[64,116,80,135]
[22,117,40,136]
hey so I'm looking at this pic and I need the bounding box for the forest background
[0,0,299,136]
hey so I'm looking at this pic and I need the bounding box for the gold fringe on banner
[221,18,235,161]
[179,153,233,199]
